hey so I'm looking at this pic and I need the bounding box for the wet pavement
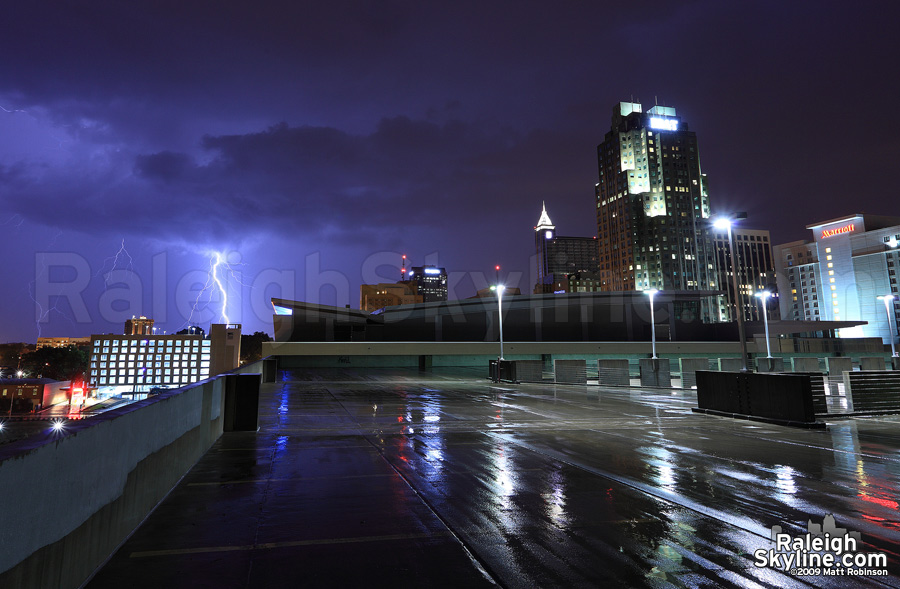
[89,368,900,588]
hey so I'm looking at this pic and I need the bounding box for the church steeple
[535,201,555,232]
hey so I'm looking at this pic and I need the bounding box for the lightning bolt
[95,239,134,286]
[186,250,250,329]
[210,252,229,324]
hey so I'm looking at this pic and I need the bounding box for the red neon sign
[822,224,854,238]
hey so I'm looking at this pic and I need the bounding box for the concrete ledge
[0,371,260,588]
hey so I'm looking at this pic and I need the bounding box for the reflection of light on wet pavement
[775,465,797,495]
[641,446,677,489]
[541,467,568,528]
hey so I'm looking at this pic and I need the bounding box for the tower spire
[535,202,555,231]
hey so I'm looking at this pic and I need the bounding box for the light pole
[714,217,749,371]
[755,291,773,358]
[878,295,898,357]
[644,289,659,359]
[490,284,506,361]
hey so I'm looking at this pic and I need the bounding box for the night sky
[2,1,898,342]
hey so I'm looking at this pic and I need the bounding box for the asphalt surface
[88,368,900,588]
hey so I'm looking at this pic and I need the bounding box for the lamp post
[714,216,749,371]
[877,295,898,357]
[755,291,773,358]
[490,284,506,361]
[644,289,659,359]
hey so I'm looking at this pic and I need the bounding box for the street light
[714,216,749,371]
[490,284,506,361]
[644,289,659,359]
[877,295,898,357]
[755,291,773,358]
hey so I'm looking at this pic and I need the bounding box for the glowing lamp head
[644,288,659,298]
[713,218,732,231]
[490,285,506,294]
[755,291,772,301]
[879,294,896,303]
[889,237,898,249]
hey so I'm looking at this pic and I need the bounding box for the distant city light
[424,268,441,275]
[51,419,65,432]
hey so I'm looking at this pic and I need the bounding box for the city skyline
[2,2,899,342]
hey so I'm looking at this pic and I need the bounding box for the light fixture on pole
[714,216,749,371]
[490,284,506,361]
[755,290,773,358]
[644,289,659,359]
[877,294,898,357]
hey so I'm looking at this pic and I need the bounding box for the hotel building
[775,214,900,344]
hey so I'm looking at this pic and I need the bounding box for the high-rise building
[534,203,599,288]
[774,240,822,321]
[125,316,154,335]
[712,227,778,322]
[407,266,448,302]
[774,214,900,343]
[595,102,718,320]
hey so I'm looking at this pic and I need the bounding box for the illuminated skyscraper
[408,266,448,302]
[595,101,718,320]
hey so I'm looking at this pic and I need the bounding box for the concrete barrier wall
[679,358,709,389]
[514,360,544,383]
[718,358,744,372]
[757,358,785,373]
[598,359,630,386]
[639,358,671,387]
[791,357,822,373]
[554,359,587,384]
[0,373,256,588]
[826,357,852,376]
[860,357,886,371]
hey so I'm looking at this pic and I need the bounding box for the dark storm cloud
[4,115,589,244]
